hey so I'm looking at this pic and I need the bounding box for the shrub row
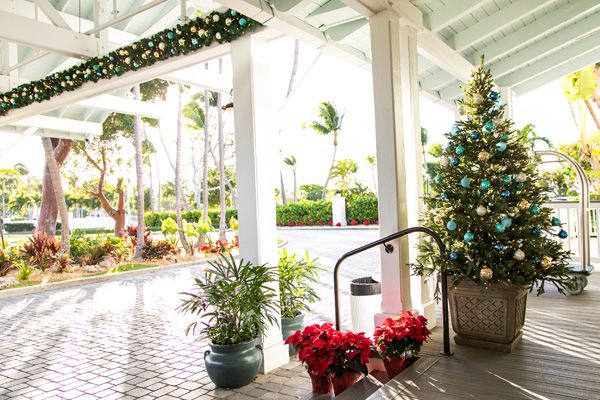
[276,196,378,226]
[4,222,62,234]
[144,209,238,230]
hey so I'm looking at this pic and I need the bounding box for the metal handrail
[535,150,591,272]
[333,226,453,356]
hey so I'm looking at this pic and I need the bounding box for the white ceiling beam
[470,0,600,65]
[163,67,232,93]
[11,115,102,135]
[0,126,87,141]
[307,0,359,26]
[423,0,488,33]
[0,10,117,58]
[490,10,600,80]
[418,31,474,83]
[325,18,368,41]
[32,0,71,30]
[0,35,239,125]
[512,47,600,96]
[451,0,554,52]
[497,32,600,88]
[75,94,168,119]
[437,81,462,101]
[271,0,314,14]
[419,68,455,91]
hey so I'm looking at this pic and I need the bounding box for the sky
[0,36,582,193]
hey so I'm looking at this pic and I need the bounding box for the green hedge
[346,195,378,224]
[276,200,332,226]
[4,222,35,233]
[72,227,114,235]
[145,209,238,230]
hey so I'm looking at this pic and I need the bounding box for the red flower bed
[200,239,239,255]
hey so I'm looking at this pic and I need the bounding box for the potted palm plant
[179,254,278,388]
[278,248,322,355]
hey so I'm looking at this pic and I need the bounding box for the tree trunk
[176,85,193,255]
[133,84,145,258]
[155,152,161,211]
[217,92,227,241]
[41,137,70,255]
[37,139,72,236]
[280,169,287,205]
[203,89,210,222]
[114,178,126,236]
[322,142,337,200]
[584,99,600,130]
[148,162,155,212]
[293,167,297,202]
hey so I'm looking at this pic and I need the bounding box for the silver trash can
[350,277,381,334]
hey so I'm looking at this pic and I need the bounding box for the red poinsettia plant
[373,311,431,362]
[328,331,372,377]
[285,323,337,376]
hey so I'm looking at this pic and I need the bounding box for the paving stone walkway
[0,230,380,399]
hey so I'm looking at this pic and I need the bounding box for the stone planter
[203,340,262,388]
[281,314,305,356]
[449,281,528,352]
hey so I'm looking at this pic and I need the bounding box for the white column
[370,10,436,326]
[499,86,514,120]
[231,34,288,373]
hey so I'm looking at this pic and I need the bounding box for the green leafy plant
[161,217,179,244]
[22,232,61,271]
[346,194,378,224]
[278,249,322,318]
[299,184,324,201]
[179,254,278,345]
[55,254,71,272]
[15,259,34,280]
[142,240,180,260]
[329,158,358,197]
[0,246,19,276]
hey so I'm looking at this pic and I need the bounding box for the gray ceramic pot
[281,314,305,355]
[204,340,262,388]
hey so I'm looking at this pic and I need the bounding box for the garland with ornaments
[0,9,260,116]
[414,57,573,295]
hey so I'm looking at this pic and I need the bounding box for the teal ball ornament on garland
[501,133,509,140]
[480,180,491,190]
[502,175,512,184]
[531,227,541,236]
[495,223,505,233]
[464,231,475,242]
[167,31,175,40]
[485,120,494,131]
[496,142,507,152]
[434,175,442,184]
[446,220,457,231]
[532,257,541,266]
[239,17,248,26]
[455,145,465,156]
[450,157,460,166]
[460,177,471,188]
[516,182,524,190]
[450,125,460,136]
[530,205,540,214]
[558,229,568,239]
[551,217,561,226]
[501,217,512,228]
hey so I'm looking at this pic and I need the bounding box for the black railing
[333,226,453,356]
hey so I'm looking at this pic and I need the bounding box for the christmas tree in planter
[415,59,573,351]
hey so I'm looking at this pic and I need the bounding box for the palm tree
[216,90,227,241]
[142,137,156,211]
[41,137,69,255]
[183,91,208,215]
[176,85,193,255]
[306,101,344,200]
[283,155,297,202]
[132,84,145,258]
[364,155,377,193]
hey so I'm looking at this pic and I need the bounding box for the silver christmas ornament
[516,172,527,183]
[476,205,487,216]
[513,249,525,261]
[474,94,484,104]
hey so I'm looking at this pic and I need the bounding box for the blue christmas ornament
[455,145,465,156]
[485,121,494,132]
[496,142,507,152]
[446,141,454,149]
[495,223,505,233]
[446,220,457,231]
[239,17,248,26]
[489,91,499,101]
[558,229,568,239]
[460,177,472,188]
[501,134,509,140]
[450,157,460,166]
[92,64,100,71]
[167,31,175,40]
[449,252,459,261]
[464,231,475,242]
[533,257,541,266]
[115,66,121,73]
[530,205,540,214]
[494,242,504,251]
[434,175,442,184]
[440,192,448,201]
[531,227,541,236]
[501,217,512,228]
[470,131,480,140]
[551,217,561,226]
[500,190,510,199]
[480,180,491,190]
[503,175,512,184]
[450,125,460,136]
[109,55,115,61]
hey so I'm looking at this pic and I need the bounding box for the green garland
[0,9,260,116]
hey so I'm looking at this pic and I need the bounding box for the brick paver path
[0,229,380,399]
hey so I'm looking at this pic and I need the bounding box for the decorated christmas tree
[415,60,572,295]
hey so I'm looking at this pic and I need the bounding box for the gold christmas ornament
[541,256,552,269]
[158,42,166,50]
[474,94,484,104]
[198,29,206,37]
[516,172,527,182]
[178,38,186,46]
[480,267,493,280]
[518,200,530,210]
[125,57,131,64]
[478,151,491,162]
[191,26,197,33]
[225,18,232,26]
[132,44,138,50]
[434,215,443,226]
[213,14,220,22]
[215,32,222,40]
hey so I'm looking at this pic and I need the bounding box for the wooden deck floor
[370,272,600,400]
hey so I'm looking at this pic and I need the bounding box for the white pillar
[499,86,514,120]
[370,10,436,326]
[231,34,288,373]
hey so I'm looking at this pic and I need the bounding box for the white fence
[544,201,600,264]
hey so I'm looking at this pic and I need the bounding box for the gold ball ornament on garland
[480,267,493,281]
[474,94,484,104]
[541,256,552,269]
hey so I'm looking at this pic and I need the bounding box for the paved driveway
[0,228,380,399]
